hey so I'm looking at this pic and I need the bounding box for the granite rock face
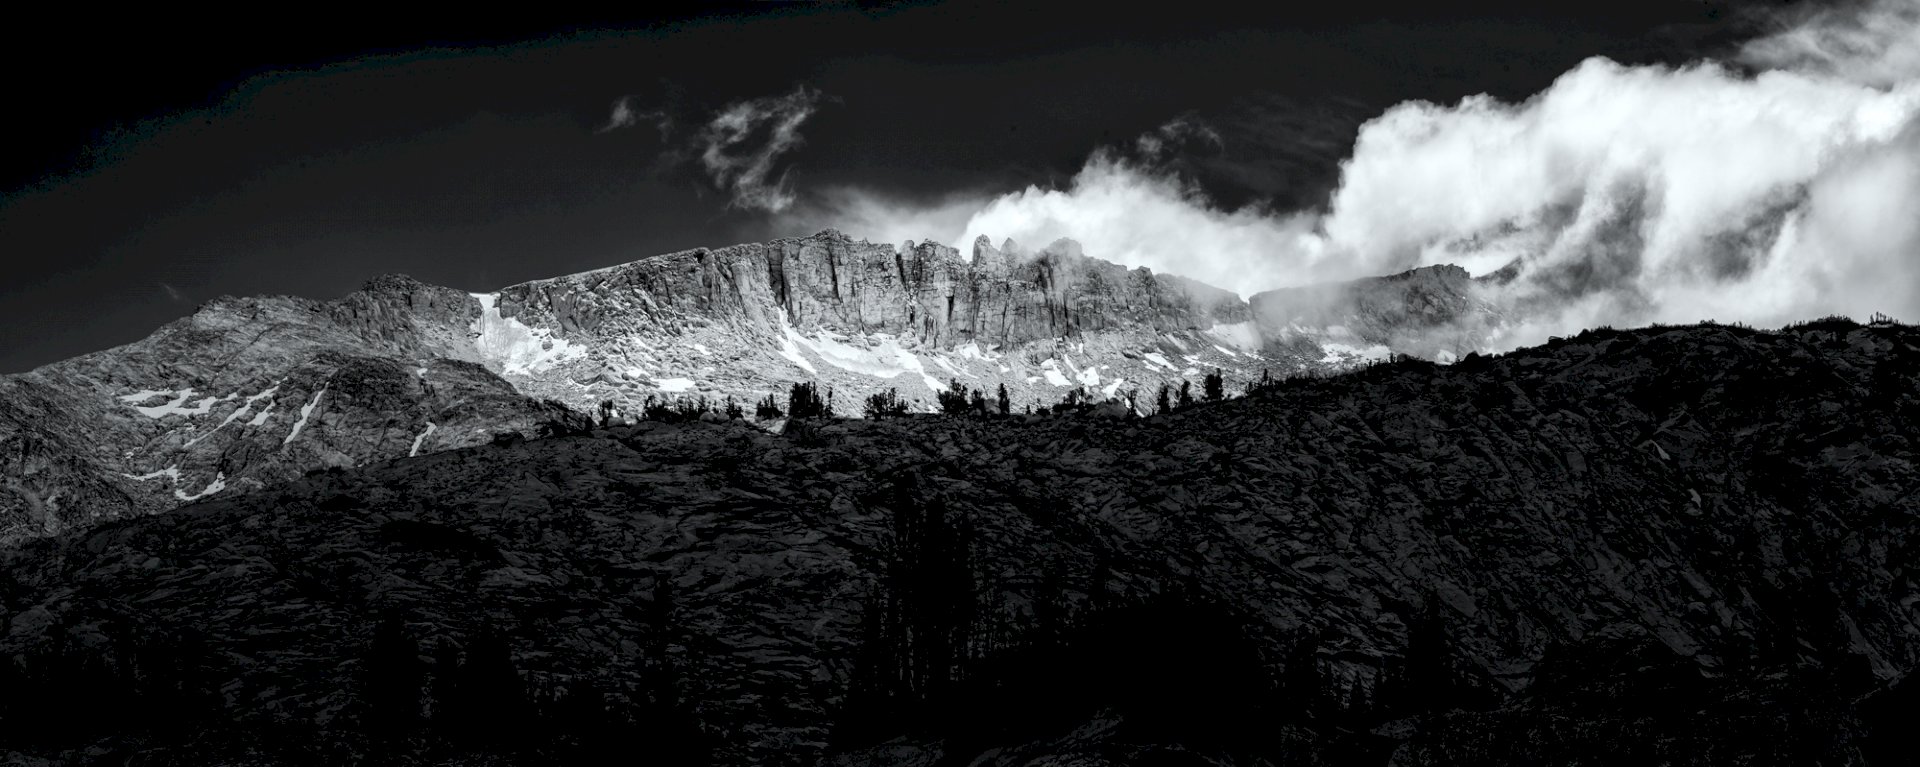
[500,232,1250,351]
[1,319,1915,765]
[1,231,1499,544]
[485,229,1488,424]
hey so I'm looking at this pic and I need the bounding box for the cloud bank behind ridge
[807,0,1920,352]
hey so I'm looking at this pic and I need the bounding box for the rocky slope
[2,317,1915,765]
[0,275,583,543]
[1,230,1499,545]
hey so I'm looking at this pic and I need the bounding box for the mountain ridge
[1,230,1499,544]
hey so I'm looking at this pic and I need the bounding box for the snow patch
[409,422,439,458]
[782,318,944,391]
[1102,378,1125,399]
[174,472,226,502]
[931,354,975,379]
[472,293,587,375]
[122,389,223,419]
[1320,342,1393,365]
[124,467,182,483]
[118,389,175,404]
[1206,320,1261,351]
[777,332,818,374]
[691,343,712,356]
[1077,366,1101,386]
[283,386,327,447]
[654,377,696,393]
[188,384,283,447]
[1039,360,1072,387]
[1211,344,1240,358]
[1143,352,1176,371]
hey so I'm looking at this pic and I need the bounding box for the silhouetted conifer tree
[937,379,973,415]
[864,388,908,419]
[363,613,425,739]
[835,471,982,745]
[755,393,783,419]
[430,625,530,750]
[788,381,830,419]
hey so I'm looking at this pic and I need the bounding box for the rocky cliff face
[1,230,1498,545]
[485,229,1492,423]
[1,319,1914,765]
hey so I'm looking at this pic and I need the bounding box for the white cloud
[779,185,995,251]
[954,152,1328,297]
[1135,114,1224,159]
[807,1,1920,348]
[597,95,672,137]
[1739,0,1920,89]
[697,85,825,213]
[1330,55,1920,347]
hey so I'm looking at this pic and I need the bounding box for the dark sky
[0,0,1812,372]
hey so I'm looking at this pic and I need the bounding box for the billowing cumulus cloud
[813,1,1920,351]
[954,153,1327,298]
[1330,54,1920,348]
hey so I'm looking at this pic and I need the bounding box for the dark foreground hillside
[3,319,1919,766]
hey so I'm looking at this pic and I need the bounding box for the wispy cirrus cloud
[694,85,826,213]
[596,95,673,138]
[1738,0,1920,88]
[602,85,828,214]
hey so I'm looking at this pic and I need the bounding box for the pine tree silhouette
[834,470,982,746]
[362,612,425,740]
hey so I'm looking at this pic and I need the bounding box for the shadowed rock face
[2,319,1915,765]
[1250,263,1497,358]
[0,276,580,544]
